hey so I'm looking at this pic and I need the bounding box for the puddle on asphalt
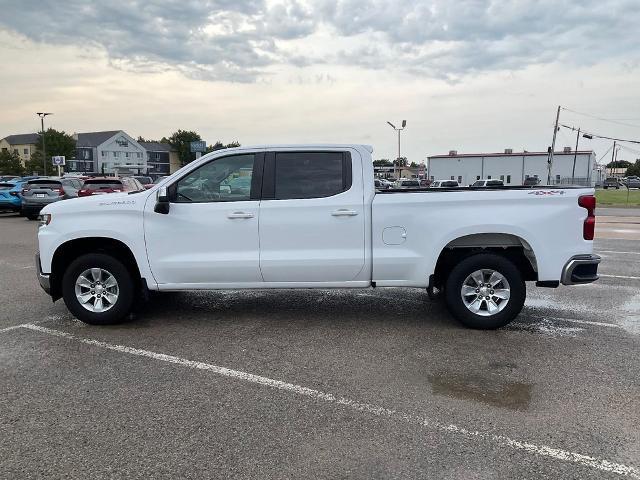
[428,372,532,411]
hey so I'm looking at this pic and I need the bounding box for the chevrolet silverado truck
[36,144,600,329]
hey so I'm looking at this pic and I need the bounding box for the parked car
[133,176,154,190]
[0,180,25,212]
[78,177,145,197]
[523,177,541,186]
[21,177,83,220]
[430,180,460,188]
[395,179,421,189]
[0,175,21,182]
[374,179,389,190]
[621,177,640,189]
[603,177,621,189]
[419,178,431,187]
[471,179,504,187]
[36,144,599,330]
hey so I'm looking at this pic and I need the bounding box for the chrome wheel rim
[75,268,119,313]
[461,269,510,317]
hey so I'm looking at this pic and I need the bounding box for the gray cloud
[0,0,638,82]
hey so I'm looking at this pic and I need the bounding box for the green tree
[410,161,419,168]
[24,156,45,176]
[626,159,640,177]
[373,159,392,166]
[0,150,25,176]
[167,130,203,166]
[32,128,76,161]
[206,140,241,153]
[606,160,631,169]
[393,157,408,167]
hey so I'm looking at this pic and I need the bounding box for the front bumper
[35,252,51,295]
[561,254,601,285]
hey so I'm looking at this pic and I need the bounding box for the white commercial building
[72,130,147,175]
[427,149,597,186]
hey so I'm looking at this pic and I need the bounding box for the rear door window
[271,152,351,200]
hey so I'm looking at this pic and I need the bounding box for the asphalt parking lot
[1,211,639,479]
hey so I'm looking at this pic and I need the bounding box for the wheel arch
[50,237,142,301]
[432,233,538,288]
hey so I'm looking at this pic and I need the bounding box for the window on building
[1,148,7,153]
[176,154,255,203]
[272,152,350,200]
[102,151,106,157]
[487,175,492,179]
[476,175,481,180]
[500,175,504,181]
[450,176,455,180]
[82,150,89,159]
[556,174,561,182]
[125,152,130,158]
[457,175,462,183]
[137,152,142,158]
[23,148,28,155]
[155,153,160,160]
[430,176,434,181]
[113,151,117,157]
[507,175,511,183]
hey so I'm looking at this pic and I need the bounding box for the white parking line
[20,323,640,478]
[0,323,33,334]
[538,316,623,329]
[600,274,640,280]
[596,250,640,255]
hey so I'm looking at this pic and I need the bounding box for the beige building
[0,133,39,165]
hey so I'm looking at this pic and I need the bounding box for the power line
[560,123,640,145]
[561,107,640,129]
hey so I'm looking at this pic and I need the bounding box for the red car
[78,177,145,197]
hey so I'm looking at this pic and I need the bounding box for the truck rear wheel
[62,253,135,325]
[444,253,525,329]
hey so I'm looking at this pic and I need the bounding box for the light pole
[37,112,53,175]
[387,120,406,181]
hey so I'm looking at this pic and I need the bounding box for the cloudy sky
[1,0,639,163]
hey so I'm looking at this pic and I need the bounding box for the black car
[603,177,621,189]
[523,177,540,186]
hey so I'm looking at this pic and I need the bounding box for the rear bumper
[35,252,51,295]
[561,254,601,285]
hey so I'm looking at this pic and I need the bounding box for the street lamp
[36,112,53,175]
[387,120,406,180]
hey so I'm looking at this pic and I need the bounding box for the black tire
[62,253,135,325]
[444,253,526,329]
[26,214,39,220]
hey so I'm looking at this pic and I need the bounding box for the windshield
[442,181,458,187]
[134,176,152,185]
[472,181,484,186]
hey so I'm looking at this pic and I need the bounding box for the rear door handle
[227,211,255,219]
[331,209,358,217]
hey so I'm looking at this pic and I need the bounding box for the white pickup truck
[36,144,600,329]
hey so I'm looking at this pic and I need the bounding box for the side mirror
[154,186,170,214]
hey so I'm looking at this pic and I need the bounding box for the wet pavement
[0,212,639,479]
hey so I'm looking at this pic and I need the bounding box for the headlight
[39,214,52,227]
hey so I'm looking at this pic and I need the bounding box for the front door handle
[227,211,255,219]
[331,209,358,217]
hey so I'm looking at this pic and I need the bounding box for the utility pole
[36,112,53,176]
[571,128,580,184]
[548,105,561,184]
[610,141,617,173]
[387,120,407,181]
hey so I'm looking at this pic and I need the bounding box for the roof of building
[2,133,40,145]
[429,150,595,159]
[75,130,121,147]
[139,141,173,152]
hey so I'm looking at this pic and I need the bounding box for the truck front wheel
[62,253,135,325]
[444,253,525,329]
